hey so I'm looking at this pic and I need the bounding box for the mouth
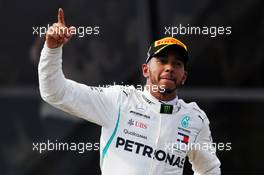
[160,75,176,83]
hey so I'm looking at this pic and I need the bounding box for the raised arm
[38,8,120,127]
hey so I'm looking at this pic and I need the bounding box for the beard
[161,88,176,94]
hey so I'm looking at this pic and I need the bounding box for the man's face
[142,49,187,94]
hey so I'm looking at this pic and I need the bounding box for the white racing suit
[38,44,221,175]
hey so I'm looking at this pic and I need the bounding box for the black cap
[146,37,189,63]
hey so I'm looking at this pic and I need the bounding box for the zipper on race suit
[148,113,162,175]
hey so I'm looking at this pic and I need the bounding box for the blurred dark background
[0,0,263,174]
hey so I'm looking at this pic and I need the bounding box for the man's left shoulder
[178,99,208,123]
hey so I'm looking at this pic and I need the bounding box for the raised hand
[46,8,75,48]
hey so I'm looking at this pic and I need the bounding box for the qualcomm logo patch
[181,116,190,128]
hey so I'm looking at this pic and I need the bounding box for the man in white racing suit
[38,8,221,175]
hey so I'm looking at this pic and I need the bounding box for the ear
[181,71,188,85]
[142,63,149,78]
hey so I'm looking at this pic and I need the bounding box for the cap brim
[150,44,189,63]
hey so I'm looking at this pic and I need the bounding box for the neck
[146,84,177,101]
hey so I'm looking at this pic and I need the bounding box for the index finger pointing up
[57,8,65,25]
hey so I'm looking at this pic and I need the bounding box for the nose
[164,63,175,73]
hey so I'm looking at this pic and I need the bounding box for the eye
[157,57,167,64]
[174,60,184,67]
[176,62,182,66]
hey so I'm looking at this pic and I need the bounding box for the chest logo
[181,116,190,128]
[128,119,147,129]
[160,104,173,114]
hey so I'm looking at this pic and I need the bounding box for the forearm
[38,43,66,103]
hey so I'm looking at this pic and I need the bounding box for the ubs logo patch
[128,119,147,129]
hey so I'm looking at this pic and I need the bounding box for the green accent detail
[181,116,190,128]
[101,107,121,166]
